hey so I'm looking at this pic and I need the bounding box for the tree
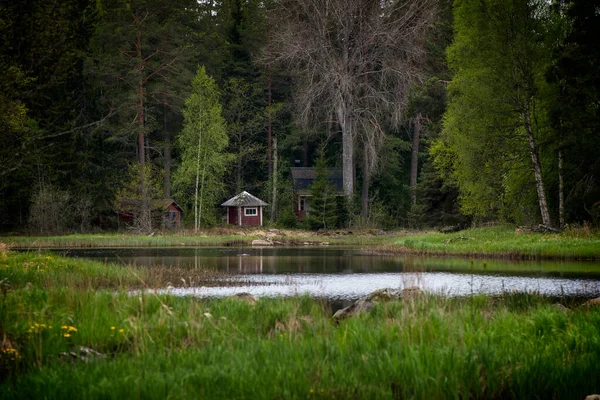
[88,0,196,231]
[548,0,600,226]
[223,78,268,194]
[305,149,338,230]
[173,67,231,229]
[439,0,557,226]
[266,0,436,209]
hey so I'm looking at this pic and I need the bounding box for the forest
[1,0,598,233]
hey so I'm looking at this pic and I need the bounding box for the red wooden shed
[221,191,268,227]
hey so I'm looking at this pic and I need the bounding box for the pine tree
[306,150,337,230]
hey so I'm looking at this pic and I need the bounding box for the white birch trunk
[523,105,552,228]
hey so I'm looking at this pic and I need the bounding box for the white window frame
[244,207,258,216]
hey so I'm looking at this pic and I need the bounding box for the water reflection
[160,272,600,300]
[58,246,600,300]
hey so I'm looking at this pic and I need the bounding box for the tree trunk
[163,104,171,199]
[198,145,208,231]
[136,26,150,232]
[303,137,308,167]
[267,19,272,184]
[236,146,242,193]
[558,148,565,229]
[271,136,278,223]
[523,106,552,228]
[337,103,354,199]
[361,148,369,223]
[194,122,202,232]
[410,114,421,206]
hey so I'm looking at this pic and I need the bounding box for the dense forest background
[1,0,598,233]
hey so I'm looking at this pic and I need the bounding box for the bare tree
[265,0,436,204]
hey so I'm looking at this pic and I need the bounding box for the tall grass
[1,250,600,398]
[388,225,600,260]
[3,233,253,249]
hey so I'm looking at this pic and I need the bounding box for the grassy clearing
[382,225,600,260]
[1,250,600,398]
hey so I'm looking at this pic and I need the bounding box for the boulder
[551,303,570,313]
[232,292,258,305]
[584,297,600,307]
[332,287,424,321]
[252,239,273,246]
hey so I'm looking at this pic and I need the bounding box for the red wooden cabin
[221,191,268,227]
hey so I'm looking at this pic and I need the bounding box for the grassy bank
[4,225,600,260]
[1,251,600,398]
[381,225,600,260]
[1,228,393,249]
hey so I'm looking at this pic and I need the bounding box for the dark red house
[117,199,183,229]
[221,191,268,227]
[290,167,343,222]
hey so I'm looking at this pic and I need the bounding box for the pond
[58,247,600,300]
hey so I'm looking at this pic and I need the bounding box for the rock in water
[252,239,273,246]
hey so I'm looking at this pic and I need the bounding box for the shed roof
[291,167,343,194]
[221,191,268,207]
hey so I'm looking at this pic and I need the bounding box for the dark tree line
[1,0,598,233]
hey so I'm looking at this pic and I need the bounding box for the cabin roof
[221,191,268,207]
[161,199,183,212]
[290,167,343,194]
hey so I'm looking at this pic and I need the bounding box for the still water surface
[59,247,600,300]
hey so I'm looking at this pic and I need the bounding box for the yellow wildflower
[68,326,77,332]
[63,333,71,338]
[119,329,125,333]
[61,325,68,330]
[110,326,116,330]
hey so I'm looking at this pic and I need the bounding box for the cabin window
[299,198,305,211]
[244,207,258,216]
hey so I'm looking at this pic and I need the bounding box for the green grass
[387,225,600,260]
[2,232,254,249]
[4,225,600,260]
[1,250,600,398]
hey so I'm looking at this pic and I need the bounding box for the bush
[29,186,72,234]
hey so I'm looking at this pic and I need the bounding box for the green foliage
[223,77,267,194]
[305,150,338,230]
[114,163,163,230]
[439,0,558,223]
[173,67,232,227]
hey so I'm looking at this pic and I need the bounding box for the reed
[1,250,599,398]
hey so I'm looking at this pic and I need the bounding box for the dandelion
[68,326,77,332]
[118,329,125,333]
[63,333,71,338]
[110,326,116,330]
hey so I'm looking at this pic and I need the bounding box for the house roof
[291,167,343,195]
[117,198,183,212]
[221,191,268,207]
[161,199,183,212]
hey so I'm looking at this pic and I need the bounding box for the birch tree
[439,0,556,227]
[174,67,231,230]
[266,0,436,203]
